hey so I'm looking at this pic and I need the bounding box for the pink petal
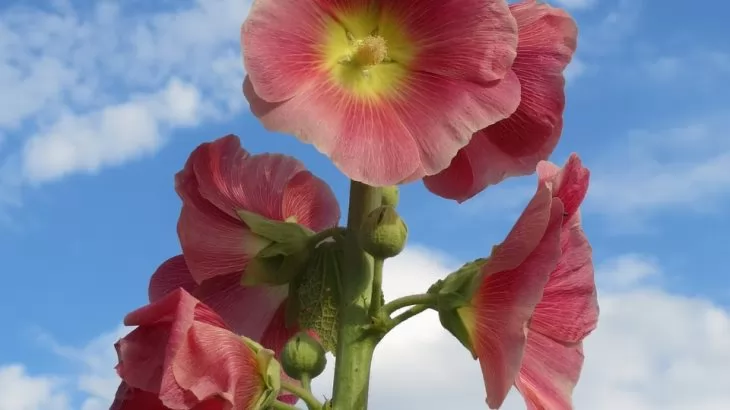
[470,197,564,409]
[282,171,341,231]
[483,183,555,276]
[149,256,198,303]
[538,154,590,220]
[531,154,597,343]
[245,69,521,186]
[111,384,226,410]
[110,383,169,410]
[172,321,263,409]
[192,272,289,340]
[241,0,328,102]
[531,225,598,344]
[380,0,517,83]
[516,335,584,410]
[177,197,268,283]
[117,290,231,408]
[424,1,577,202]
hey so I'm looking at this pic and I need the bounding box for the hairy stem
[330,181,382,409]
[382,293,438,316]
[368,258,385,317]
[282,379,323,410]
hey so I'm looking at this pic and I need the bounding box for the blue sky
[1,0,729,409]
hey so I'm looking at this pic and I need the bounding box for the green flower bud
[381,186,400,207]
[280,331,327,380]
[359,205,408,258]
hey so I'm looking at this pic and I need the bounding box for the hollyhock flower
[242,0,523,186]
[176,134,340,284]
[149,255,300,405]
[514,154,598,409]
[424,0,578,202]
[457,181,565,409]
[112,289,281,410]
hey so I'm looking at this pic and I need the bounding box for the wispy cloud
[0,0,250,207]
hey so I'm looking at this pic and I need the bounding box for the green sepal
[242,243,311,286]
[432,258,487,360]
[438,306,477,359]
[237,209,314,243]
[241,336,281,410]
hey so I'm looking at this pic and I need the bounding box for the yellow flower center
[345,35,389,68]
[320,10,416,100]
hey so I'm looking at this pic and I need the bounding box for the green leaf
[237,209,314,243]
[438,307,477,359]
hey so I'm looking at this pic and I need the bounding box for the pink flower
[515,154,598,409]
[176,134,340,284]
[242,0,522,186]
[149,256,300,406]
[424,0,577,202]
[459,181,565,409]
[112,289,278,410]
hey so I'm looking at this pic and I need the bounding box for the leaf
[237,209,314,243]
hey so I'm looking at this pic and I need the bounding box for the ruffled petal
[149,255,198,303]
[172,322,263,409]
[192,273,289,340]
[110,383,170,410]
[516,335,584,410]
[537,154,589,220]
[531,225,597,343]
[242,0,330,102]
[117,290,232,408]
[424,1,577,201]
[382,0,517,83]
[469,196,564,409]
[282,169,341,231]
[246,69,521,186]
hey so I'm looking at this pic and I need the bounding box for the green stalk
[368,258,385,317]
[282,379,322,410]
[330,181,382,409]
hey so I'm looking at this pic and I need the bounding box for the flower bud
[359,205,408,258]
[381,186,400,207]
[280,331,327,380]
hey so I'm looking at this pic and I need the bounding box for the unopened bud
[381,186,400,207]
[280,331,327,380]
[359,206,408,258]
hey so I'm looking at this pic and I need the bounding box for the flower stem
[368,258,385,317]
[382,293,438,315]
[331,181,382,410]
[282,379,323,410]
[270,400,300,410]
[386,304,431,331]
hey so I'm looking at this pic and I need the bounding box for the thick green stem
[368,258,385,317]
[330,181,382,410]
[282,379,322,410]
[382,293,438,315]
[270,401,299,410]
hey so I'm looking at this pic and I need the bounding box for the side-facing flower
[424,0,577,202]
[149,256,300,406]
[438,181,564,409]
[112,289,281,410]
[242,0,522,186]
[176,134,340,284]
[514,154,598,409]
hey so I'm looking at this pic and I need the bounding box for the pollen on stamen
[352,35,388,67]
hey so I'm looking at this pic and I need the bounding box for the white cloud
[0,0,249,188]
[5,247,729,409]
[586,114,730,218]
[0,366,69,410]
